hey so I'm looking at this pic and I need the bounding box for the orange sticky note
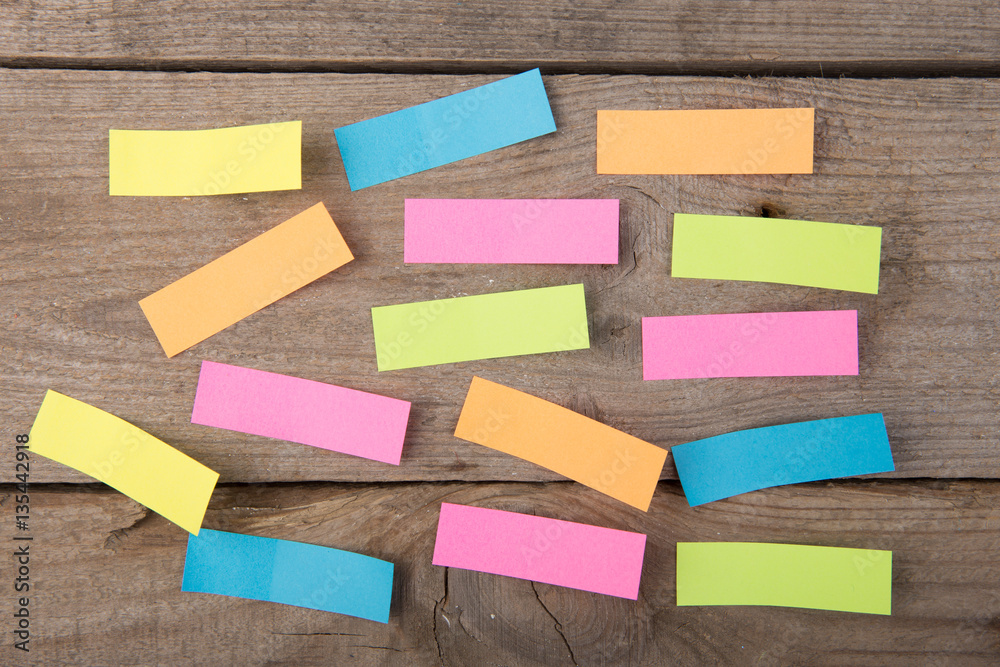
[139,202,354,357]
[597,108,814,175]
[455,377,667,511]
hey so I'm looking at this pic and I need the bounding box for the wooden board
[1,2,998,76]
[3,70,998,483]
[3,480,1000,665]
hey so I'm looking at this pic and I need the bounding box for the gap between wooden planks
[1,479,998,666]
[1,1,998,77]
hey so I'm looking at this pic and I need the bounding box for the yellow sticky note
[139,202,354,357]
[455,377,667,511]
[597,109,814,174]
[28,390,219,534]
[109,121,301,196]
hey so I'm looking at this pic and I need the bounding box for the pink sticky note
[404,198,620,264]
[432,502,647,599]
[191,361,411,465]
[642,310,859,380]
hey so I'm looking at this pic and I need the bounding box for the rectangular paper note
[109,121,301,196]
[404,199,620,264]
[597,108,813,174]
[455,377,667,511]
[191,361,411,465]
[28,390,218,534]
[642,310,859,380]
[672,413,894,506]
[335,69,556,190]
[672,213,882,293]
[371,284,588,371]
[676,542,892,615]
[433,503,646,599]
[182,529,393,623]
[140,202,353,357]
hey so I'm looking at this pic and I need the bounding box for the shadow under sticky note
[28,390,218,534]
[334,69,556,190]
[432,503,647,599]
[642,310,859,380]
[676,542,892,615]
[370,284,589,371]
[191,361,411,465]
[672,413,894,506]
[404,198,620,264]
[109,121,301,196]
[182,529,394,623]
[671,213,882,294]
[597,108,813,175]
[139,202,354,357]
[455,377,667,511]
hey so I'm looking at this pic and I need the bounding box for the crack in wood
[530,581,579,667]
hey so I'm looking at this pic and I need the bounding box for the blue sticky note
[182,529,394,623]
[672,414,895,506]
[334,69,556,190]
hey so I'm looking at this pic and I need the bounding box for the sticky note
[597,108,813,174]
[676,542,892,615]
[28,390,218,534]
[672,413,894,506]
[642,310,859,380]
[404,199,620,264]
[335,69,556,190]
[371,284,589,371]
[191,361,411,465]
[672,213,882,294]
[433,503,646,599]
[139,202,353,357]
[455,377,667,511]
[109,121,301,196]
[182,529,393,622]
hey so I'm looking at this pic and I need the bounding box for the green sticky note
[671,213,882,294]
[676,542,892,615]
[371,284,589,371]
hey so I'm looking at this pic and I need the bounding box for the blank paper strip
[671,213,882,294]
[672,413,894,506]
[676,542,892,615]
[29,390,218,534]
[109,121,301,196]
[139,202,353,357]
[183,529,394,623]
[455,377,667,511]
[404,198,619,264]
[433,503,647,599]
[371,284,589,371]
[642,311,859,380]
[335,69,556,190]
[597,109,813,175]
[191,361,411,465]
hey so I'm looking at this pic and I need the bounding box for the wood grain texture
[2,70,998,483]
[1,1,999,76]
[2,480,999,666]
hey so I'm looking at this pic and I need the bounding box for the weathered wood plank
[2,480,999,665]
[1,1,998,76]
[2,71,998,483]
